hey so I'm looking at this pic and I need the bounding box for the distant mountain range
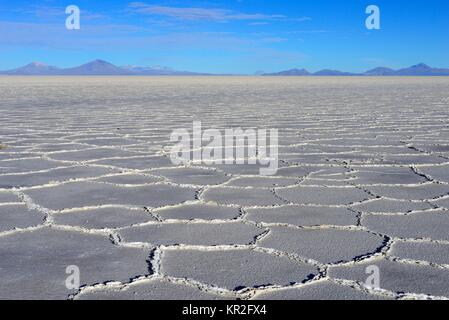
[1,61,448,76]
[264,64,449,76]
[0,60,211,76]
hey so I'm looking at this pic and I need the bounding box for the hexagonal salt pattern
[0,191,20,203]
[2,77,449,300]
[245,206,358,227]
[276,186,373,205]
[351,199,434,214]
[76,278,235,300]
[0,228,151,299]
[23,181,197,210]
[155,203,241,220]
[161,249,319,291]
[328,258,449,298]
[150,167,230,186]
[202,187,285,206]
[0,204,46,232]
[118,222,264,246]
[252,280,390,300]
[0,166,119,188]
[362,211,449,241]
[53,207,156,229]
[258,226,386,264]
[390,241,449,266]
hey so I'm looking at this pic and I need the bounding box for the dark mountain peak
[410,63,431,69]
[264,68,310,76]
[314,69,357,76]
[28,62,48,67]
[61,59,131,75]
[394,63,449,75]
[80,59,117,68]
[364,67,396,76]
[264,63,449,77]
[2,61,449,76]
[24,62,58,70]
[89,59,114,65]
[366,67,394,71]
[0,59,212,76]
[289,68,309,74]
[0,61,60,75]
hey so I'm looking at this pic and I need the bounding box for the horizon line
[2,60,449,76]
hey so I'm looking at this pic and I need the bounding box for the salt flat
[1,76,449,300]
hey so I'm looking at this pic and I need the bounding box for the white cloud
[128,3,286,22]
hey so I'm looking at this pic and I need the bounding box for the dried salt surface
[351,199,434,214]
[366,184,449,200]
[382,154,446,165]
[94,173,163,185]
[0,191,19,203]
[418,164,449,183]
[29,143,91,152]
[309,167,352,177]
[0,152,38,161]
[252,280,390,300]
[245,206,358,226]
[225,176,299,188]
[276,186,372,205]
[433,197,449,209]
[1,76,449,299]
[274,166,322,177]
[328,258,449,298]
[161,249,318,291]
[75,138,142,147]
[119,221,264,246]
[150,167,230,186]
[76,278,234,300]
[362,211,449,241]
[258,226,385,264]
[23,181,197,210]
[350,168,428,185]
[299,179,352,187]
[0,204,46,232]
[0,166,119,188]
[196,163,270,176]
[91,156,174,170]
[155,203,241,220]
[202,187,285,206]
[391,241,449,266]
[0,158,66,174]
[53,207,156,229]
[48,148,143,162]
[0,228,150,300]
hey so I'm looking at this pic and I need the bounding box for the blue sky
[0,0,448,73]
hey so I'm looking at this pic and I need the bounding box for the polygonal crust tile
[328,258,449,298]
[258,226,385,264]
[0,204,46,232]
[161,249,318,291]
[76,278,235,300]
[0,228,151,299]
[119,222,264,246]
[362,211,449,241]
[24,182,197,210]
[276,186,372,205]
[252,280,390,300]
[202,188,285,206]
[245,206,358,227]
